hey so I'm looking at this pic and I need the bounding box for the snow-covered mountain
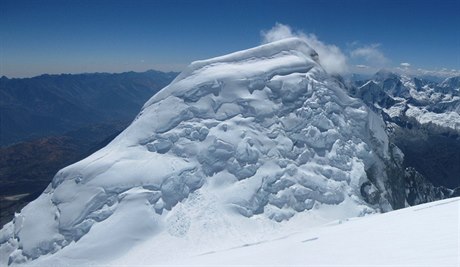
[0,38,422,266]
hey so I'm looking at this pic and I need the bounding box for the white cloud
[261,23,294,43]
[356,64,369,69]
[393,67,460,78]
[350,44,389,67]
[400,62,411,67]
[259,23,458,79]
[261,23,348,75]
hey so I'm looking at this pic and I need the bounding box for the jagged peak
[360,80,379,88]
[440,75,460,87]
[373,69,400,81]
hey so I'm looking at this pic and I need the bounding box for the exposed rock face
[405,167,459,206]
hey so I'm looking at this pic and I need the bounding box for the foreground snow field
[137,197,460,266]
[18,197,460,266]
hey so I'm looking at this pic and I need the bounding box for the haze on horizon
[1,0,459,78]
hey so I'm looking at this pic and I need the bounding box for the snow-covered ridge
[144,37,319,106]
[1,38,403,266]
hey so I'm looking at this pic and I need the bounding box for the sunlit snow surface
[1,38,403,266]
[124,197,460,266]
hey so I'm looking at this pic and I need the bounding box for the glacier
[0,38,408,266]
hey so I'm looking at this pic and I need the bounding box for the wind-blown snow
[1,38,403,266]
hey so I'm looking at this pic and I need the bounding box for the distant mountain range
[344,70,460,204]
[0,70,178,226]
[0,70,178,146]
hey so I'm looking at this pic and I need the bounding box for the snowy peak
[356,80,396,109]
[439,76,460,90]
[179,37,319,79]
[373,69,400,82]
[1,39,403,265]
[145,37,321,106]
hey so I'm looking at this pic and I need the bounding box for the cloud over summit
[261,23,348,75]
[260,23,459,79]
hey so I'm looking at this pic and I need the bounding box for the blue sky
[1,0,459,78]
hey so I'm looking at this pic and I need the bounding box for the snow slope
[1,38,405,266]
[164,197,460,266]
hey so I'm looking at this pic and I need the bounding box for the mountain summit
[0,38,405,265]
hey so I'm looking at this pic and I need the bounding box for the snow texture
[1,38,403,266]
